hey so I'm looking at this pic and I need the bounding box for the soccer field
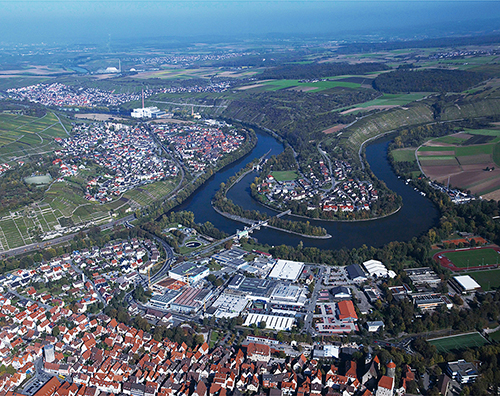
[443,248,500,268]
[429,332,489,353]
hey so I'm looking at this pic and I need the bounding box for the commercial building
[312,344,340,359]
[268,259,304,282]
[345,264,368,283]
[363,260,396,278]
[337,300,358,322]
[169,262,209,285]
[446,360,478,384]
[211,294,248,319]
[451,275,481,294]
[330,286,352,299]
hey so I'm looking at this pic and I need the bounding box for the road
[0,214,136,259]
[304,265,325,336]
[8,288,51,310]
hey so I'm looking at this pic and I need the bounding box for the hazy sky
[1,0,499,44]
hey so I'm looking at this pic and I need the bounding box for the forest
[372,69,485,93]
[257,62,388,80]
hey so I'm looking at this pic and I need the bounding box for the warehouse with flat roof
[451,275,481,294]
[268,259,304,282]
[169,262,209,284]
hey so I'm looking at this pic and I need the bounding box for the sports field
[271,171,299,181]
[428,332,489,353]
[442,247,500,268]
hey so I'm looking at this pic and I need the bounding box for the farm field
[417,131,500,199]
[271,170,299,181]
[0,112,69,164]
[428,332,489,353]
[0,179,131,251]
[237,78,363,92]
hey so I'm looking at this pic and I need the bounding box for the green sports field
[443,248,500,268]
[271,170,299,181]
[463,268,500,291]
[429,332,489,353]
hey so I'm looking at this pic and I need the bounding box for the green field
[429,332,489,353]
[488,329,500,342]
[249,79,362,92]
[463,268,500,291]
[391,149,416,162]
[355,93,431,108]
[271,170,299,181]
[433,135,469,145]
[443,248,500,268]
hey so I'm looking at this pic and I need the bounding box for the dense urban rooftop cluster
[6,84,152,108]
[55,123,178,202]
[154,124,244,174]
[125,52,250,66]
[257,160,378,214]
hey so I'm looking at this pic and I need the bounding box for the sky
[1,0,500,44]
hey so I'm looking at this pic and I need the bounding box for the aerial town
[154,123,245,174]
[255,159,378,214]
[0,223,487,396]
[54,123,179,203]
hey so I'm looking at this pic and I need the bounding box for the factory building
[169,262,209,285]
[268,259,304,282]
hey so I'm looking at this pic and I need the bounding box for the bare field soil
[420,158,459,166]
[419,150,455,156]
[323,124,347,134]
[421,165,463,181]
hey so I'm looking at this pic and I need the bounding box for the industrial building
[269,284,307,306]
[170,287,211,313]
[451,275,481,294]
[268,259,304,282]
[168,262,209,285]
[131,106,166,119]
[148,290,181,311]
[244,312,295,331]
[227,275,276,300]
[211,294,249,318]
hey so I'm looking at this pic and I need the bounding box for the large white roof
[454,275,481,291]
[268,259,304,281]
[363,259,388,276]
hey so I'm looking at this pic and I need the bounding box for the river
[176,128,439,250]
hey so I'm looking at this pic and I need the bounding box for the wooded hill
[373,69,485,93]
